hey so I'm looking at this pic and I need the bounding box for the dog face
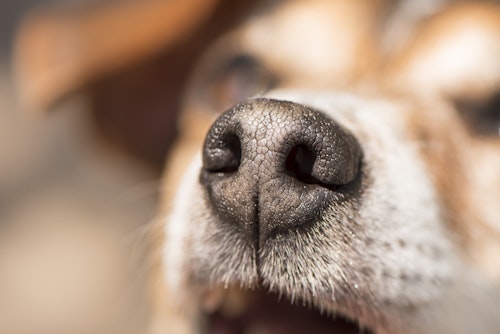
[159,1,500,333]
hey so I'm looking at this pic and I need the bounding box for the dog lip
[201,285,373,334]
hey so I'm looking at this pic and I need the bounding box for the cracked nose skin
[200,98,362,243]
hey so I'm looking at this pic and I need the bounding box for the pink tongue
[208,293,368,334]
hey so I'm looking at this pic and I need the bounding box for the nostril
[203,132,242,174]
[285,145,318,184]
[201,99,363,242]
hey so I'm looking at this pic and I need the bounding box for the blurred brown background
[0,1,159,333]
[0,0,258,332]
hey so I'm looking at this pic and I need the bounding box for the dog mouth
[200,286,373,334]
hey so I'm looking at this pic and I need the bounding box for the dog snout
[201,98,362,243]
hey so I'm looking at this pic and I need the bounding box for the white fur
[163,90,500,333]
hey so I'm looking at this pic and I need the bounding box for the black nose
[201,98,361,244]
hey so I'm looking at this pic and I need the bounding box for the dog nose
[201,98,361,243]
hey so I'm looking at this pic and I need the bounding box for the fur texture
[158,1,500,333]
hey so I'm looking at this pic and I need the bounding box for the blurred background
[0,0,255,333]
[0,1,160,333]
